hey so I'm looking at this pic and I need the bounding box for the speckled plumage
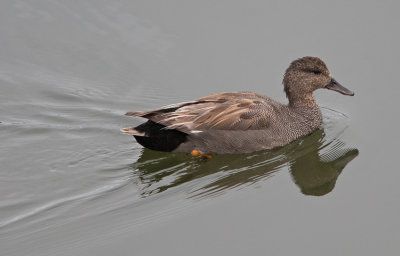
[122,56,354,154]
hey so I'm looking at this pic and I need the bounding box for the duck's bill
[325,78,355,96]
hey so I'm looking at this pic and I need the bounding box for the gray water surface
[1,1,399,255]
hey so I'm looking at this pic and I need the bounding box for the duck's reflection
[130,128,358,197]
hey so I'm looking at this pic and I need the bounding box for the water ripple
[0,176,131,232]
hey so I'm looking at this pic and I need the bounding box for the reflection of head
[290,146,359,196]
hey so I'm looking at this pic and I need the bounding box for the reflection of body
[122,57,354,154]
[133,128,358,197]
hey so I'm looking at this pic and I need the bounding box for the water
[1,1,399,255]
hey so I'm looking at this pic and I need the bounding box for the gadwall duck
[122,56,354,154]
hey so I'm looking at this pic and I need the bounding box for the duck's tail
[121,120,188,152]
[120,127,146,136]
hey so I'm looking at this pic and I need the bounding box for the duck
[121,56,354,155]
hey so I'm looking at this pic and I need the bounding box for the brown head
[283,56,354,106]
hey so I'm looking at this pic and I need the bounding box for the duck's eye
[312,70,322,75]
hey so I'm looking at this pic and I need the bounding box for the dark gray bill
[325,78,354,96]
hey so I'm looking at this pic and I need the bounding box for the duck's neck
[288,92,322,128]
[288,92,318,109]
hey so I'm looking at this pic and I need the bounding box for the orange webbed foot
[190,149,213,159]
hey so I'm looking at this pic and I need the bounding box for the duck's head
[283,56,354,105]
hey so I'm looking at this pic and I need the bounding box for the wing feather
[125,92,275,134]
